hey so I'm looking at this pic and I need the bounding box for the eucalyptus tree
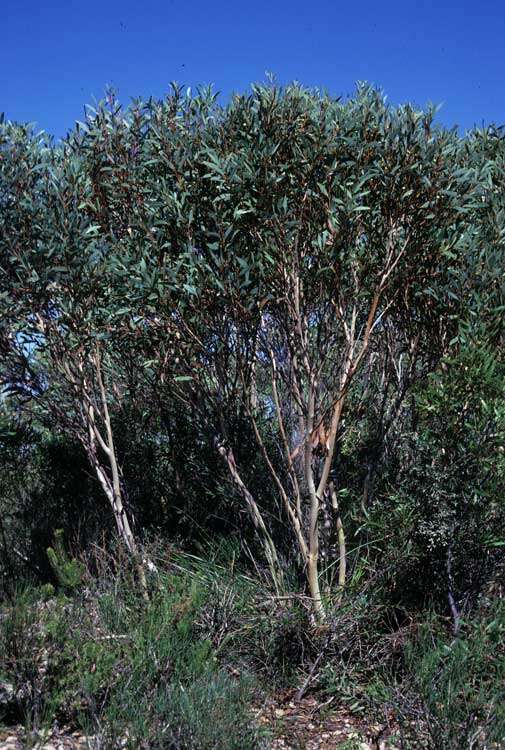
[78,86,290,590]
[0,115,151,594]
[0,86,484,616]
[137,84,480,615]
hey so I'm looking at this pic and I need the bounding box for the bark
[330,482,346,604]
[304,386,324,618]
[216,441,284,594]
[81,348,150,600]
[446,541,460,636]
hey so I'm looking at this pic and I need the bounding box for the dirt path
[0,726,94,750]
[255,690,397,749]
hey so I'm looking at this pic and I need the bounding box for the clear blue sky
[2,0,504,139]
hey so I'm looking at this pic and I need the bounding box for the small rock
[0,681,15,704]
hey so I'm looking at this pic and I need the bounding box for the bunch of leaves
[362,329,505,617]
[46,529,85,593]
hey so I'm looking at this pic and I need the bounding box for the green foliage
[0,586,68,727]
[393,604,505,749]
[46,529,85,592]
[370,334,505,612]
[0,557,265,748]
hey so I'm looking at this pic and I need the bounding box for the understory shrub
[0,557,267,749]
[391,602,505,749]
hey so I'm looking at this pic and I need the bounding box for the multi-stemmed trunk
[67,346,150,599]
[239,232,406,618]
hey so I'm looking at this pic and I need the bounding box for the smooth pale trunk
[217,443,284,594]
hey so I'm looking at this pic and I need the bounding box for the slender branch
[249,408,309,563]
